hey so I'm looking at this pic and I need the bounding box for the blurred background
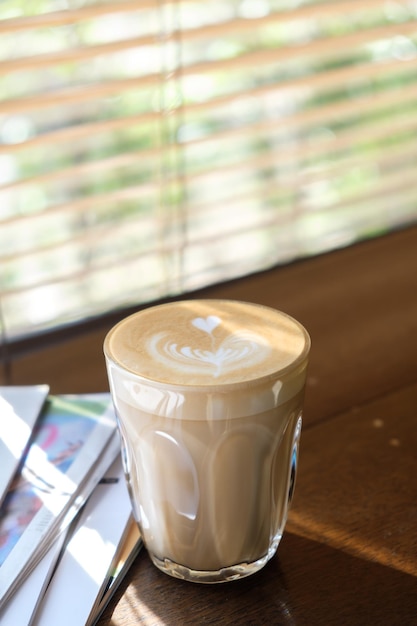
[1,0,417,340]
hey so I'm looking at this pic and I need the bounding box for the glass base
[149,537,281,584]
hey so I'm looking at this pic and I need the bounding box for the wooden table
[8,225,417,624]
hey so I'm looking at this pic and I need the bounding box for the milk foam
[105,300,309,388]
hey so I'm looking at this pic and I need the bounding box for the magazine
[32,455,142,626]
[0,385,49,507]
[0,394,118,610]
[0,430,123,626]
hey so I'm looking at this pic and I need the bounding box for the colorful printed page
[0,394,117,610]
[32,456,139,626]
[0,386,49,508]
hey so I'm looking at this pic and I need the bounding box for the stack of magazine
[0,386,142,626]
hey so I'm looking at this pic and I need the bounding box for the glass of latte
[104,299,310,583]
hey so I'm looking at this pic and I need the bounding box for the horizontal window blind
[1,0,417,339]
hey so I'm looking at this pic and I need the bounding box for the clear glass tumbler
[104,299,310,583]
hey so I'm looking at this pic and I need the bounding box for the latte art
[147,316,271,378]
[105,299,309,387]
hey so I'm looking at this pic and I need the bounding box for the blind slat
[0,0,157,33]
[0,75,160,115]
[0,113,159,155]
[3,1,415,72]
[0,0,408,34]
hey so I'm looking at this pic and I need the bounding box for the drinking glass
[104,299,310,583]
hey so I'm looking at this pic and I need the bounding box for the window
[1,0,417,339]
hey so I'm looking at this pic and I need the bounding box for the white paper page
[0,394,117,609]
[0,385,49,507]
[32,455,133,626]
[0,530,68,626]
[89,518,142,626]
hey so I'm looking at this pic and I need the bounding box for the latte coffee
[104,299,310,582]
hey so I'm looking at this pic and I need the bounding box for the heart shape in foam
[192,315,221,334]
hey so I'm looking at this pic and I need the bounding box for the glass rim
[103,299,311,393]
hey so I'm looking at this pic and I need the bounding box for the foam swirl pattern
[104,299,309,388]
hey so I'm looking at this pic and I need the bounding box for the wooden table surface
[7,225,417,625]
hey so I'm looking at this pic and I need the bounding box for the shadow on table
[102,531,417,626]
